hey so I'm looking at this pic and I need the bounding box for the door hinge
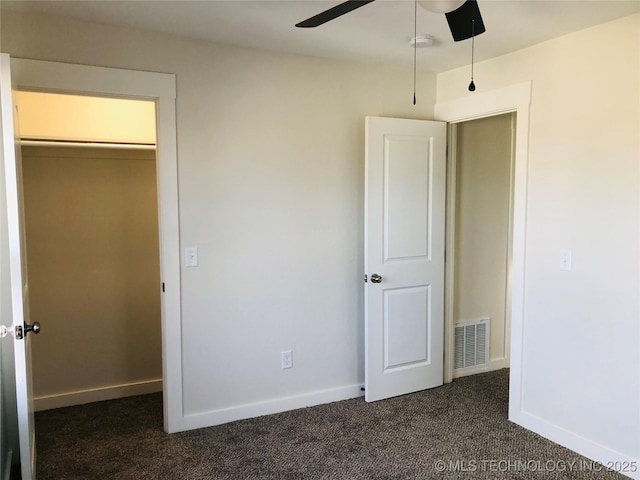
[364,274,368,283]
[162,282,165,293]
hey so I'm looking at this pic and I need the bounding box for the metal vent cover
[454,319,489,370]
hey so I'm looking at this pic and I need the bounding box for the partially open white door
[0,53,37,479]
[364,116,446,402]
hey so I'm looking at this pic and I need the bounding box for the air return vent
[454,318,489,372]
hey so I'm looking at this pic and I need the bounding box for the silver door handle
[25,322,41,335]
[14,322,40,340]
[370,274,382,283]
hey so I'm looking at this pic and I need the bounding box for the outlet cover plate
[281,350,293,369]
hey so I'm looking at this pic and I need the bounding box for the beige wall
[21,146,161,400]
[16,91,156,144]
[0,9,437,417]
[454,113,513,364]
[439,14,639,460]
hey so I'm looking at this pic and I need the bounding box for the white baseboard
[453,357,509,379]
[182,383,364,431]
[489,357,510,371]
[3,449,12,480]
[511,410,639,480]
[34,379,162,411]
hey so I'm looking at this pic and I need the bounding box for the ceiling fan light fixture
[418,0,466,14]
[410,34,434,48]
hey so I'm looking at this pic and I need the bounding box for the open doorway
[446,113,515,379]
[17,92,163,410]
[435,82,532,407]
[4,58,182,479]
[10,56,182,436]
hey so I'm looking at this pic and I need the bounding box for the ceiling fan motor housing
[445,0,486,41]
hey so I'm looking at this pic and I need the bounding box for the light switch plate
[185,247,198,267]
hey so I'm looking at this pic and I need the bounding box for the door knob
[14,322,41,340]
[370,274,382,283]
[24,322,40,336]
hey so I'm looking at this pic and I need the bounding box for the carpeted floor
[35,369,626,479]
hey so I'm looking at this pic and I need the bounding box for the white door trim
[10,58,184,433]
[434,81,531,422]
[443,124,457,383]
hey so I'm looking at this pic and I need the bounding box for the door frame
[10,57,184,433]
[434,81,531,422]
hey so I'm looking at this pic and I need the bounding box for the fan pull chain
[468,18,476,92]
[413,0,417,105]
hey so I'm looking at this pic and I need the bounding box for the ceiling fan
[295,0,485,42]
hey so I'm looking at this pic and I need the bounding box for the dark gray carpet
[35,370,625,479]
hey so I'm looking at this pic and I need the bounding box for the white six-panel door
[364,116,446,402]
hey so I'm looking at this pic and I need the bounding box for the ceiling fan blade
[296,0,376,28]
[445,0,485,41]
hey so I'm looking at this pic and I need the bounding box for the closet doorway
[446,112,516,380]
[17,91,163,411]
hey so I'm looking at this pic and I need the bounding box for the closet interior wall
[21,143,162,410]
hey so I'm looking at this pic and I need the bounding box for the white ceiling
[4,0,640,72]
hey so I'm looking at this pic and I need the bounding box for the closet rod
[20,139,156,150]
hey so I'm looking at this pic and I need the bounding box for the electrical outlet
[281,350,293,369]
